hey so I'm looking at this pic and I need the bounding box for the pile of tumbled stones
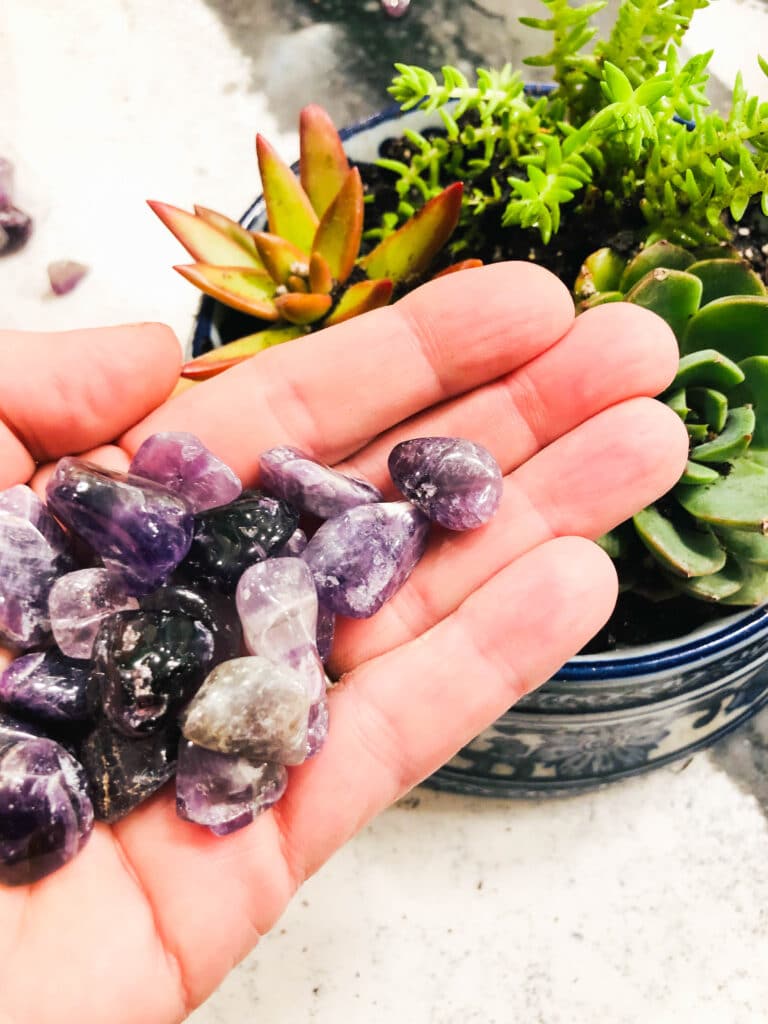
[0,433,502,885]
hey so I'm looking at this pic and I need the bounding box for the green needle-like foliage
[582,241,768,605]
[383,0,768,249]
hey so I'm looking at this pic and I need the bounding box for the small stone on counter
[130,432,242,512]
[388,437,503,530]
[0,737,93,885]
[0,650,91,723]
[259,446,382,519]
[302,501,429,618]
[180,490,298,591]
[176,740,287,835]
[182,656,311,765]
[49,568,139,659]
[46,458,194,593]
[0,206,32,256]
[48,260,89,296]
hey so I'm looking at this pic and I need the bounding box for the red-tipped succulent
[150,105,468,380]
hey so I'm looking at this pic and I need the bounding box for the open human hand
[0,263,687,1024]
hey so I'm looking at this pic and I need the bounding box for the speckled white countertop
[4,1,768,1021]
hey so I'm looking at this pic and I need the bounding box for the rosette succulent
[579,240,768,605]
[150,105,468,380]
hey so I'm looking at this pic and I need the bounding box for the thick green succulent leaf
[633,505,726,578]
[578,291,624,311]
[687,259,767,306]
[256,134,319,252]
[720,561,768,605]
[253,232,308,285]
[148,202,264,268]
[181,325,305,379]
[715,526,768,566]
[596,523,636,560]
[686,423,709,442]
[681,296,768,362]
[680,460,720,485]
[675,458,768,532]
[732,356,768,451]
[574,247,625,298]
[665,387,689,419]
[311,168,363,284]
[626,269,703,340]
[360,182,463,284]
[174,264,278,319]
[691,406,755,463]
[672,350,745,390]
[309,252,333,295]
[193,206,264,262]
[619,241,695,293]
[299,104,350,218]
[687,387,727,432]
[274,292,332,325]
[669,558,745,601]
[325,279,394,326]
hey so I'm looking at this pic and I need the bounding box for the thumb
[0,323,181,485]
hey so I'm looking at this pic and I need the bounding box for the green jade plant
[151,105,468,380]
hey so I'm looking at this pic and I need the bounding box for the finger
[122,263,575,482]
[112,536,617,1008]
[0,323,181,462]
[332,397,688,671]
[338,302,680,489]
[29,445,131,499]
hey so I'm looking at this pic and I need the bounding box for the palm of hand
[0,265,687,1024]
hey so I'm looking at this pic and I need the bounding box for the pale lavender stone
[46,459,194,594]
[48,260,89,296]
[130,432,242,513]
[278,528,307,557]
[0,737,93,885]
[236,559,326,702]
[259,446,382,519]
[49,568,139,659]
[302,501,429,618]
[0,484,69,553]
[176,740,287,835]
[316,603,335,664]
[0,515,72,648]
[182,656,312,766]
[306,699,329,758]
[388,437,503,530]
[0,650,90,723]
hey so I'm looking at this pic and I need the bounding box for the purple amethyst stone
[46,458,194,594]
[0,514,71,648]
[0,485,69,553]
[176,740,287,836]
[259,446,382,519]
[130,432,242,513]
[49,568,139,660]
[306,699,329,757]
[388,437,503,530]
[0,650,91,724]
[302,501,429,618]
[0,737,94,886]
[316,603,335,664]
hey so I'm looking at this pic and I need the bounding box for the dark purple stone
[175,740,287,835]
[259,446,382,519]
[0,206,32,256]
[0,651,91,724]
[93,611,215,737]
[179,490,299,591]
[388,437,503,530]
[0,514,72,648]
[302,501,429,618]
[0,737,93,886]
[139,583,242,667]
[79,718,178,823]
[130,432,242,513]
[306,699,329,757]
[316,603,335,664]
[46,458,194,594]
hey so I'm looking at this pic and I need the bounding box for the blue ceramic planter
[193,101,768,796]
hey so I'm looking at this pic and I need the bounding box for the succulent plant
[578,240,768,605]
[150,105,467,380]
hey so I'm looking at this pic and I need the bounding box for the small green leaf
[577,291,624,311]
[687,387,728,432]
[602,62,634,103]
[688,259,767,305]
[668,558,745,601]
[715,526,768,566]
[574,247,626,298]
[253,232,308,285]
[619,241,695,293]
[691,406,755,463]
[682,296,768,362]
[673,350,745,391]
[679,461,720,485]
[256,134,319,252]
[626,268,703,340]
[675,458,768,532]
[634,505,726,578]
[666,387,689,420]
[720,560,768,605]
